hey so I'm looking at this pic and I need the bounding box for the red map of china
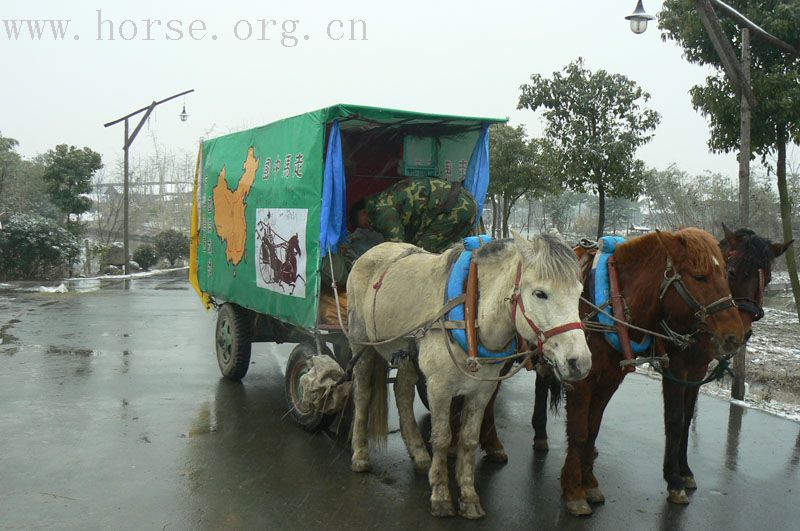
[213,147,258,264]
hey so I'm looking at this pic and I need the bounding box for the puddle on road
[1,321,19,355]
[187,402,218,437]
[46,346,94,356]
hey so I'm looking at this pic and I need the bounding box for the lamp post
[625,0,655,35]
[103,89,194,275]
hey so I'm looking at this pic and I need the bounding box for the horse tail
[548,374,563,412]
[367,354,390,447]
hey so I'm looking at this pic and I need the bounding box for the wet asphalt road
[1,271,799,530]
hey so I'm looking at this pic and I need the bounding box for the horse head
[653,228,744,358]
[476,232,591,382]
[720,223,793,338]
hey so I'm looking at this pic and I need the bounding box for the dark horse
[258,220,305,295]
[476,228,750,515]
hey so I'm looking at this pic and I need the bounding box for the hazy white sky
[2,0,742,178]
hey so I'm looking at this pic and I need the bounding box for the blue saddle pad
[594,236,652,353]
[446,236,517,359]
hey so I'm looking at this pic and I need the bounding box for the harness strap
[608,256,636,373]
[510,262,584,357]
[464,249,480,368]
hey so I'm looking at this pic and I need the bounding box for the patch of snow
[64,266,188,282]
[38,284,67,293]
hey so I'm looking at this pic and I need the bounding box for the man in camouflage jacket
[352,177,478,253]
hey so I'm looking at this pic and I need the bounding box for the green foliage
[488,124,557,237]
[518,58,660,237]
[154,229,189,267]
[133,244,158,271]
[0,213,79,280]
[41,144,103,234]
[0,133,58,219]
[659,0,800,155]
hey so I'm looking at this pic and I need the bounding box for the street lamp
[103,89,194,276]
[626,0,655,34]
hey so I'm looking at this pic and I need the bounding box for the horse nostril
[567,357,579,373]
[725,334,740,349]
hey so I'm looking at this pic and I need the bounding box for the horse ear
[772,239,794,258]
[721,222,736,242]
[654,229,685,261]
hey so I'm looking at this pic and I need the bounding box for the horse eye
[693,275,707,282]
[534,290,548,300]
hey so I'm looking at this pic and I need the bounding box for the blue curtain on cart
[320,120,347,253]
[464,124,490,227]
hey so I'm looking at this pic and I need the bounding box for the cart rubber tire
[285,342,336,432]
[215,303,252,381]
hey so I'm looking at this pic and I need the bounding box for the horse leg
[532,371,550,452]
[679,368,704,491]
[581,378,621,505]
[455,388,496,519]
[428,384,456,518]
[394,359,431,474]
[662,368,690,504]
[561,378,593,516]
[448,396,462,457]
[350,347,375,473]
[479,381,508,463]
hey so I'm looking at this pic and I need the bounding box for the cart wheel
[215,303,252,381]
[285,342,336,432]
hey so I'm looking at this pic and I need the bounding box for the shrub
[133,244,158,271]
[0,213,79,280]
[154,229,190,267]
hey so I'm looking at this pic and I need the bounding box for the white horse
[346,233,592,519]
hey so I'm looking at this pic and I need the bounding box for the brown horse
[473,228,746,515]
[512,226,793,506]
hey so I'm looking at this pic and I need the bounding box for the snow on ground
[637,302,800,423]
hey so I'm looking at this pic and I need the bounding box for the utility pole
[732,27,751,401]
[104,89,194,274]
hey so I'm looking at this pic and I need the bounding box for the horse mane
[475,234,579,287]
[725,228,775,269]
[614,228,724,276]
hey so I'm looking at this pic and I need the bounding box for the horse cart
[189,104,506,430]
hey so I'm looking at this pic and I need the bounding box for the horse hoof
[585,487,605,504]
[667,489,690,505]
[484,448,509,463]
[430,500,456,518]
[533,439,549,452]
[458,500,486,520]
[565,499,593,516]
[682,476,697,490]
[351,459,370,473]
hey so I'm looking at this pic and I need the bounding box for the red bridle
[509,262,585,355]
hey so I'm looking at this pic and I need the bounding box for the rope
[654,358,735,387]
[328,250,535,382]
[579,296,678,342]
[438,319,535,383]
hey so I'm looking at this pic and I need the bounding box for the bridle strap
[659,256,736,324]
[510,262,584,357]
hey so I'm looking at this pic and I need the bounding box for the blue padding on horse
[594,236,652,353]
[446,236,517,359]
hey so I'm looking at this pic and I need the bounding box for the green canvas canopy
[189,104,507,329]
